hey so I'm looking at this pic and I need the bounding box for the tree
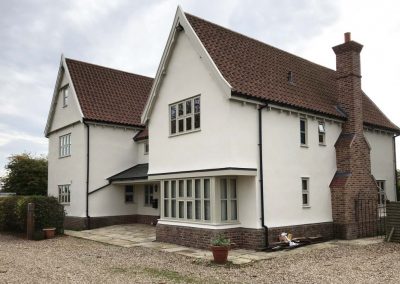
[0,153,47,196]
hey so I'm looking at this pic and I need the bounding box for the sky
[1,0,400,177]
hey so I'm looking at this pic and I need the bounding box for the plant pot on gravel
[43,228,56,239]
[210,234,231,264]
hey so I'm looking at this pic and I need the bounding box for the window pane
[187,201,193,219]
[171,120,176,134]
[231,200,237,220]
[171,181,176,198]
[179,201,184,218]
[170,105,176,119]
[221,200,228,221]
[164,200,169,217]
[204,179,210,199]
[195,200,201,220]
[186,117,192,131]
[302,194,308,205]
[302,179,308,190]
[179,180,184,197]
[194,113,200,129]
[164,181,169,198]
[301,133,306,145]
[186,100,192,114]
[318,123,325,133]
[230,179,237,199]
[319,134,324,143]
[178,119,184,132]
[300,119,305,131]
[204,200,210,220]
[171,200,176,217]
[186,180,192,197]
[195,179,201,198]
[221,179,227,199]
[194,97,200,113]
[178,103,184,116]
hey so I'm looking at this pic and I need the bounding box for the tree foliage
[0,153,47,195]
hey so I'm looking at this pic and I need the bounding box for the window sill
[59,155,71,159]
[169,128,201,138]
[300,144,309,148]
[60,203,70,206]
[319,143,326,146]
[302,205,311,209]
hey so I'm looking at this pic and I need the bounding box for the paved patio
[65,224,384,265]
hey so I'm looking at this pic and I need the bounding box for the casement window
[144,142,149,155]
[318,121,326,145]
[220,178,238,222]
[170,96,200,135]
[125,185,134,203]
[377,180,386,207]
[144,184,157,206]
[58,185,70,204]
[162,178,211,222]
[61,86,69,107]
[300,118,308,146]
[59,134,71,157]
[301,178,310,207]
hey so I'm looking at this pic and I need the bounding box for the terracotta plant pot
[210,245,229,264]
[43,228,56,239]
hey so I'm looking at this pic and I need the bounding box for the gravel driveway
[1,233,400,283]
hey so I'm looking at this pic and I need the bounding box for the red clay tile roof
[66,58,153,127]
[133,128,148,141]
[185,13,399,132]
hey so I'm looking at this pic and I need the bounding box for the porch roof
[108,163,148,182]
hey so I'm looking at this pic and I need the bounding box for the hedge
[0,196,65,234]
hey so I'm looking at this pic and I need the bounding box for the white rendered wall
[262,109,342,227]
[136,141,149,164]
[48,123,87,217]
[365,130,397,201]
[49,72,82,132]
[133,183,160,216]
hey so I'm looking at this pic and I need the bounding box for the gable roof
[66,58,153,127]
[185,13,399,133]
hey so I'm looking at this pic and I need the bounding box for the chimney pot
[344,32,351,43]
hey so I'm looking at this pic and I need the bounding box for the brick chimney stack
[330,33,377,239]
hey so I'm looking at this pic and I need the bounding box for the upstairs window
[59,134,71,157]
[144,142,149,155]
[125,185,134,203]
[377,180,386,207]
[61,86,69,107]
[300,118,308,146]
[170,96,200,135]
[302,178,310,207]
[318,121,326,145]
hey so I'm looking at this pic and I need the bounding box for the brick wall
[268,222,334,243]
[386,202,400,242]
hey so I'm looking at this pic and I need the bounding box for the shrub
[211,234,231,247]
[0,196,65,234]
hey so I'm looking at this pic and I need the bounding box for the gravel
[1,233,400,283]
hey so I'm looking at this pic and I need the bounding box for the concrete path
[65,224,384,265]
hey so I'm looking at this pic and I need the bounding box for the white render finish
[365,130,397,201]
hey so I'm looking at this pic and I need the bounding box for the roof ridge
[184,12,336,74]
[65,57,154,80]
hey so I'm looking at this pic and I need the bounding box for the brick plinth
[268,222,334,243]
[156,224,266,250]
[64,214,159,230]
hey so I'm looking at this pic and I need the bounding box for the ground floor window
[162,177,238,224]
[58,184,70,204]
[377,180,386,207]
[125,185,134,203]
[301,178,310,207]
[144,184,157,206]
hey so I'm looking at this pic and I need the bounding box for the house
[46,7,399,249]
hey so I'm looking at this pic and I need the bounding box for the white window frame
[301,178,310,207]
[318,121,326,145]
[219,178,238,222]
[300,117,308,147]
[377,180,386,207]
[125,185,134,203]
[58,184,70,204]
[61,85,69,108]
[169,95,200,136]
[162,178,211,223]
[144,184,157,207]
[59,133,71,158]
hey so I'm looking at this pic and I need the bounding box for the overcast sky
[1,0,400,177]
